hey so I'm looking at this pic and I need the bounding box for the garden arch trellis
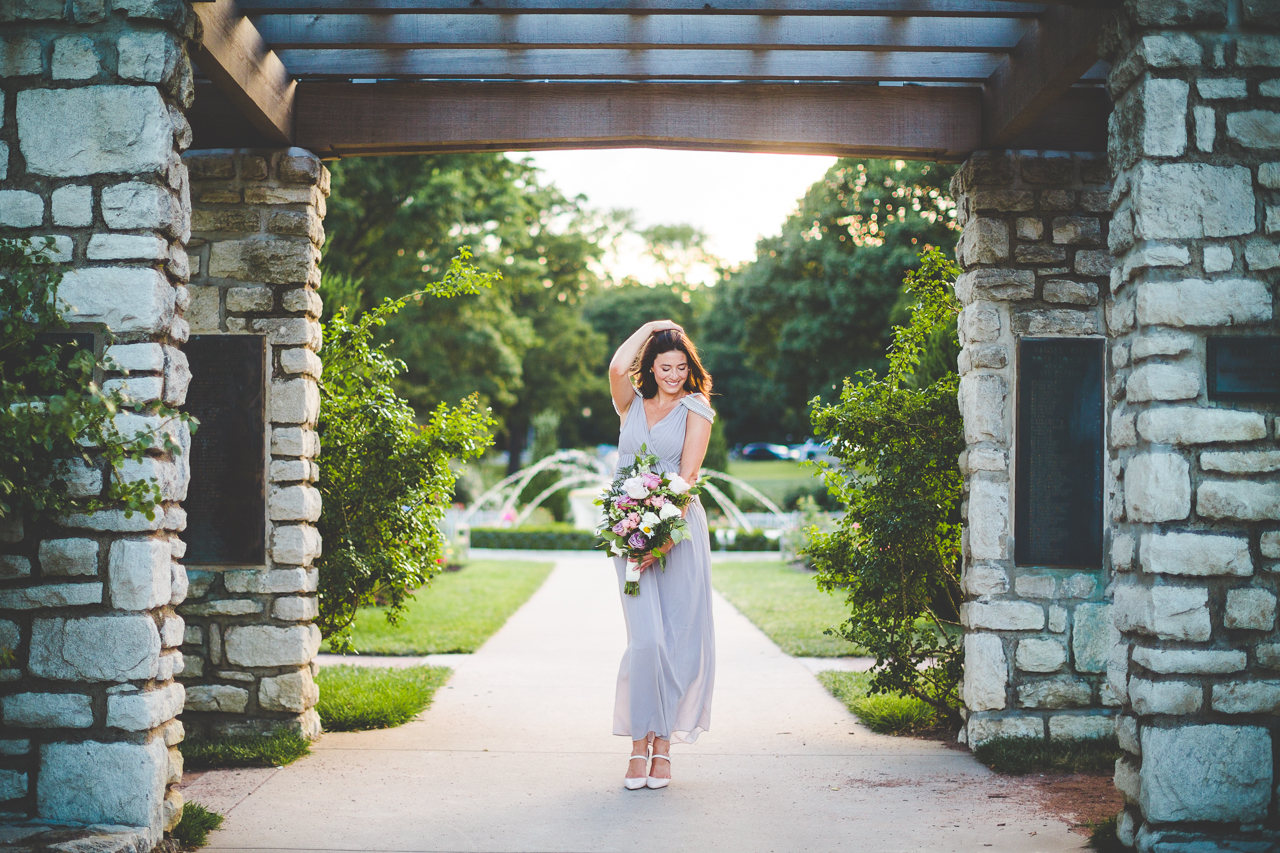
[1,1,1278,850]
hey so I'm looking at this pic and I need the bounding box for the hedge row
[470,527,780,551]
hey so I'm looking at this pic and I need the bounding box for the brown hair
[635,329,713,399]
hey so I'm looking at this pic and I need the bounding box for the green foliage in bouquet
[805,248,965,725]
[317,249,499,652]
[0,237,192,525]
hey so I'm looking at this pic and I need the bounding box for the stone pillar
[953,150,1120,746]
[1101,4,1280,850]
[177,148,326,740]
[0,0,196,842]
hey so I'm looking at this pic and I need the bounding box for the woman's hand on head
[647,319,683,334]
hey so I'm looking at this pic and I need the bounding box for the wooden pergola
[187,0,1114,161]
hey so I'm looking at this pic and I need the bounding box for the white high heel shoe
[646,753,671,789]
[624,754,649,790]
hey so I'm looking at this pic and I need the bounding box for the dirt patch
[1024,772,1124,835]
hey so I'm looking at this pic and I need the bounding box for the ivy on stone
[316,249,499,652]
[0,237,186,525]
[805,247,965,725]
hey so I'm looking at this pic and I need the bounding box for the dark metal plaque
[1015,338,1104,568]
[182,336,266,565]
[1207,337,1280,401]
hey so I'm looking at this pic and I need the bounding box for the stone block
[959,303,1001,343]
[282,287,323,318]
[38,738,168,829]
[1126,364,1200,403]
[1236,33,1280,66]
[1212,681,1280,715]
[1106,290,1135,335]
[0,36,41,76]
[1107,642,1130,706]
[1197,78,1248,99]
[270,378,321,425]
[208,237,318,285]
[0,555,31,579]
[270,525,322,566]
[50,185,93,227]
[1049,715,1114,742]
[1052,217,1103,246]
[1015,638,1065,673]
[116,31,180,84]
[1116,715,1139,756]
[1227,110,1280,149]
[1246,238,1280,270]
[0,769,27,801]
[1203,245,1233,274]
[1129,677,1202,715]
[279,348,323,379]
[1111,414,1136,448]
[1137,408,1267,445]
[964,715,1041,747]
[106,682,184,731]
[58,267,175,334]
[272,596,318,621]
[1140,531,1251,577]
[1201,450,1280,474]
[1072,603,1118,674]
[225,567,318,595]
[17,86,172,178]
[184,685,249,713]
[1017,677,1092,709]
[102,181,182,234]
[1112,534,1135,571]
[1133,647,1246,674]
[161,615,184,648]
[1263,532,1280,560]
[1011,309,1098,336]
[0,621,17,655]
[1137,278,1272,328]
[1198,481,1280,521]
[963,564,1008,597]
[955,269,1031,304]
[1113,583,1211,642]
[0,583,102,609]
[103,375,164,404]
[1062,573,1097,599]
[88,234,169,262]
[1130,330,1195,361]
[29,616,160,682]
[105,343,164,374]
[179,599,263,616]
[0,190,43,227]
[184,152,235,180]
[52,36,100,80]
[2,693,93,728]
[1139,725,1271,823]
[1015,245,1066,264]
[39,538,99,576]
[966,478,1009,562]
[226,286,274,313]
[192,207,261,234]
[1014,573,1055,599]
[1048,605,1067,634]
[268,485,322,522]
[1125,454,1191,522]
[1130,163,1256,240]
[962,601,1043,632]
[1141,78,1189,157]
[1042,280,1098,305]
[279,148,325,185]
[223,624,321,667]
[108,537,172,611]
[1224,588,1276,630]
[958,374,1006,445]
[259,668,319,713]
[1194,104,1216,152]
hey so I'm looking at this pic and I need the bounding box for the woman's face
[652,350,689,395]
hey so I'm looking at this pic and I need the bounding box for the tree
[316,252,498,651]
[0,238,187,526]
[805,248,964,725]
[704,158,958,444]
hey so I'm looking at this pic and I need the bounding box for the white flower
[667,474,691,495]
[659,502,681,520]
[609,542,624,557]
[625,565,641,582]
[623,476,650,500]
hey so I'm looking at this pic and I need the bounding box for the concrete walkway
[197,555,1086,853]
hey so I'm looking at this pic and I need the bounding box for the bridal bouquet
[595,444,701,595]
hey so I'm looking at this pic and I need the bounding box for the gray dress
[612,388,716,744]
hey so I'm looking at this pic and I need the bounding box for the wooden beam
[290,81,982,160]
[253,13,1032,51]
[1005,84,1109,151]
[276,48,1008,80]
[192,0,296,144]
[981,3,1108,147]
[240,0,1049,15]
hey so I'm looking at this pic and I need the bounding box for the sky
[516,149,837,285]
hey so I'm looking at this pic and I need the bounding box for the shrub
[317,250,499,652]
[180,729,311,770]
[0,237,191,526]
[972,735,1122,776]
[316,665,451,731]
[818,670,938,735]
[171,801,224,849]
[1086,815,1125,852]
[712,528,780,551]
[470,526,600,550]
[806,248,964,726]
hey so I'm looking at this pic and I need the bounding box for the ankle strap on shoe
[650,754,671,762]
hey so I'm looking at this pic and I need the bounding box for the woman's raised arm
[608,320,682,418]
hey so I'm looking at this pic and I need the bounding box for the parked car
[739,442,796,461]
[791,439,832,461]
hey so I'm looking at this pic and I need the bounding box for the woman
[607,319,716,791]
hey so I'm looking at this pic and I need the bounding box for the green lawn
[712,560,860,657]
[726,459,824,508]
[316,665,452,731]
[817,671,937,735]
[340,560,553,655]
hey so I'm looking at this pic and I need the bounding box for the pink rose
[628,532,647,549]
[642,472,661,489]
[612,521,630,536]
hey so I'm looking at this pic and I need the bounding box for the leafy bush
[818,670,938,735]
[712,529,780,551]
[317,250,498,652]
[973,735,1122,776]
[1086,815,1124,852]
[315,665,451,731]
[0,237,190,525]
[171,801,224,849]
[806,248,965,726]
[180,730,311,770]
[470,526,600,550]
